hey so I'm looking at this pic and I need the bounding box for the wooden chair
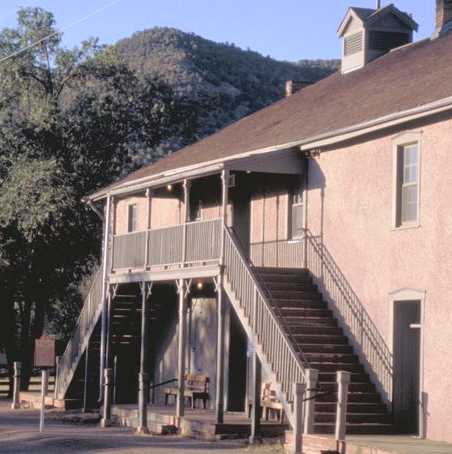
[248,383,285,423]
[164,373,210,409]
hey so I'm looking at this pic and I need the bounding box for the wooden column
[144,189,152,269]
[182,180,191,265]
[215,278,225,424]
[249,348,262,444]
[83,342,90,413]
[137,281,151,435]
[292,383,306,454]
[176,279,188,424]
[220,170,230,264]
[216,170,229,424]
[335,371,351,441]
[304,368,319,435]
[101,368,113,428]
[105,288,113,369]
[11,362,21,410]
[99,195,113,400]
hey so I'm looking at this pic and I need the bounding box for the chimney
[436,0,452,35]
[285,80,312,97]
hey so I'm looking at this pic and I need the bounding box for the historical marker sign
[34,336,56,368]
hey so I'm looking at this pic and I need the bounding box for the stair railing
[56,268,104,400]
[223,226,306,426]
[305,232,393,404]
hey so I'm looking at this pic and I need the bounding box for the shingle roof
[351,7,375,22]
[91,32,452,199]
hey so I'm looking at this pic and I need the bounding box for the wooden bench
[164,373,210,409]
[248,383,285,423]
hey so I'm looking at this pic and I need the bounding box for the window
[290,186,304,239]
[127,203,138,233]
[344,32,363,56]
[190,198,202,222]
[396,143,419,227]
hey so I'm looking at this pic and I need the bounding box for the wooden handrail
[223,226,306,426]
[55,268,104,400]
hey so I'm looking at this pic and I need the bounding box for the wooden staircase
[255,267,395,435]
[63,283,164,406]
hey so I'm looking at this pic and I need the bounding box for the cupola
[338,3,418,74]
[436,0,452,36]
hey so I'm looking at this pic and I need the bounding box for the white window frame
[392,131,422,230]
[127,203,138,233]
[289,184,305,240]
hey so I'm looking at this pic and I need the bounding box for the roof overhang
[88,147,304,202]
[87,93,452,203]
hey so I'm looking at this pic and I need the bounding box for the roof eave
[87,94,452,203]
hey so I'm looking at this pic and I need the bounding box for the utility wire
[0,0,123,66]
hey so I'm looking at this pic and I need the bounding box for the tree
[0,7,200,390]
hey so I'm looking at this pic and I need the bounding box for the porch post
[220,169,230,263]
[137,281,152,435]
[182,180,191,265]
[249,348,262,444]
[176,279,188,424]
[144,189,152,269]
[215,169,229,424]
[83,340,90,413]
[215,276,225,424]
[99,195,113,400]
[105,288,113,369]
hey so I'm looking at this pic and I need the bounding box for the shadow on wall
[305,159,394,404]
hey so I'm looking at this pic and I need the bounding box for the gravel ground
[0,401,284,454]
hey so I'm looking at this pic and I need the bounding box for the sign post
[34,336,56,434]
[39,370,48,433]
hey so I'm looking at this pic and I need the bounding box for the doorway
[227,310,247,411]
[392,300,421,434]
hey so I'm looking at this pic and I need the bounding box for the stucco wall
[305,115,452,443]
[114,195,149,235]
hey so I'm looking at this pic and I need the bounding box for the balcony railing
[112,218,222,271]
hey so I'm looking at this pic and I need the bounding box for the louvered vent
[369,31,410,52]
[344,32,363,56]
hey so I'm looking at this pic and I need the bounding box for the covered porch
[98,147,307,437]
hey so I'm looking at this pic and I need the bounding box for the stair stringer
[223,276,297,429]
[58,305,103,400]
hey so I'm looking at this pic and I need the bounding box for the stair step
[279,308,332,317]
[313,423,396,435]
[294,335,348,345]
[288,326,342,336]
[319,382,375,393]
[318,372,368,383]
[271,290,321,299]
[315,402,387,414]
[272,300,325,309]
[315,392,381,404]
[264,282,318,291]
[285,317,338,327]
[309,362,364,373]
[315,413,392,424]
[303,353,357,363]
[300,344,353,354]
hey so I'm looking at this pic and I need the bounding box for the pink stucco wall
[306,115,452,443]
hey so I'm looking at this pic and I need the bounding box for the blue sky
[0,0,435,61]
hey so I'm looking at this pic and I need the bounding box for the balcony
[111,218,222,280]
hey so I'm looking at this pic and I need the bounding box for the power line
[0,0,123,66]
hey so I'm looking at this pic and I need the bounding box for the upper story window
[127,203,138,233]
[290,185,304,239]
[190,198,202,222]
[394,139,420,228]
